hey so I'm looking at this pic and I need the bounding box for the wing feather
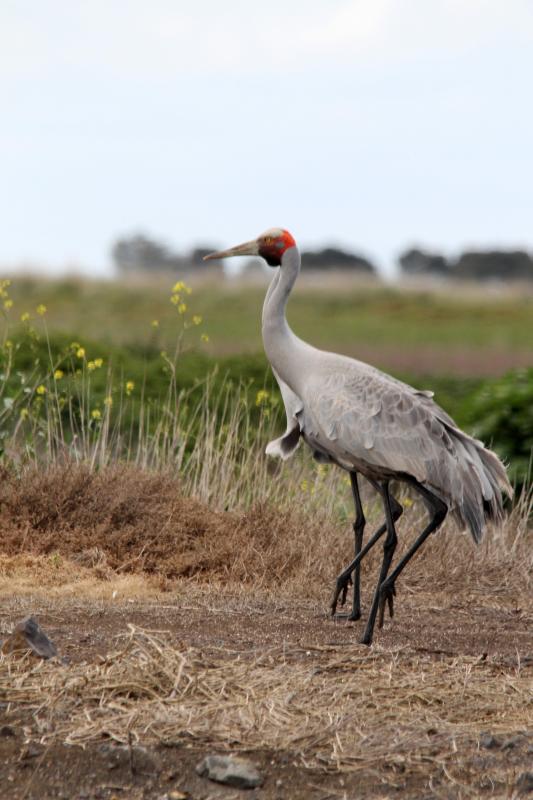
[298,363,509,540]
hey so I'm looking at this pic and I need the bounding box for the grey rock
[1,616,57,659]
[196,754,263,789]
[99,743,159,774]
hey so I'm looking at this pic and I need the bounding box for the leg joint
[432,499,448,529]
[391,498,403,522]
[353,515,366,534]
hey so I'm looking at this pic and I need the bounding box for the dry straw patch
[0,554,159,601]
[1,626,531,789]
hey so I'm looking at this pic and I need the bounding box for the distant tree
[301,247,375,273]
[453,251,533,281]
[112,234,219,274]
[398,248,450,277]
[112,234,179,273]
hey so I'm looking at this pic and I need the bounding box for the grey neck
[261,246,300,332]
[262,246,312,392]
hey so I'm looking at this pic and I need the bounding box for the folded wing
[301,366,511,541]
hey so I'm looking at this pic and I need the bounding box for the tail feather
[442,424,512,543]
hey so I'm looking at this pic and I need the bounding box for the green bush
[0,328,282,459]
[461,368,533,492]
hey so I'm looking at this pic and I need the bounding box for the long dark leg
[331,490,403,617]
[377,484,447,629]
[360,481,398,645]
[349,472,365,620]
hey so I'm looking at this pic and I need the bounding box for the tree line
[399,248,533,281]
[112,234,533,281]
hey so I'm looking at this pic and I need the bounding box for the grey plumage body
[205,228,512,643]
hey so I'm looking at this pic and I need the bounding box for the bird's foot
[334,608,361,622]
[330,574,352,616]
[378,580,396,629]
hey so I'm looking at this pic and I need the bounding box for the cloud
[1,0,532,81]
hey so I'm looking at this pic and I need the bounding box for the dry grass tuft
[0,463,530,604]
[0,463,348,594]
[1,626,530,789]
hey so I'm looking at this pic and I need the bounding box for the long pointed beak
[203,239,259,261]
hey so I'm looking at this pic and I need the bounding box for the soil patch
[0,588,532,800]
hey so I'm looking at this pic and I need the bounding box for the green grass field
[2,274,532,487]
[8,275,533,369]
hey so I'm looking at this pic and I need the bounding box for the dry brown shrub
[0,463,530,601]
[0,464,346,594]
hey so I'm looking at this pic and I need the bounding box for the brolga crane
[204,229,512,645]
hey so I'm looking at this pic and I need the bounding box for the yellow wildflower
[125,380,134,396]
[151,319,159,328]
[170,293,180,306]
[172,281,185,293]
[19,408,29,420]
[103,396,113,408]
[178,303,187,314]
[91,409,102,420]
[53,369,64,380]
[300,479,309,492]
[5,340,12,349]
[3,299,13,310]
[20,312,30,322]
[255,389,270,407]
[76,347,85,359]
[36,384,47,395]
[200,333,209,343]
[192,315,202,326]
[36,304,47,316]
[184,285,192,295]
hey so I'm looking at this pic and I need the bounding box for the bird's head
[203,228,296,267]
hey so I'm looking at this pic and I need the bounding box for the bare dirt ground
[0,466,531,799]
[0,580,531,800]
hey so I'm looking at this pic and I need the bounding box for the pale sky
[1,1,532,276]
